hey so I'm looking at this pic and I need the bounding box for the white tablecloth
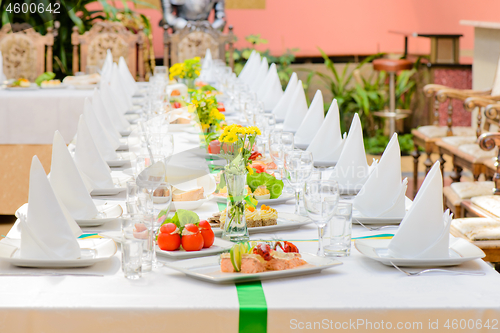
[0,88,93,144]
[2,129,500,333]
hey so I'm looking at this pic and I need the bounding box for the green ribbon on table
[236,281,268,333]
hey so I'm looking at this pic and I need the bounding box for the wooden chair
[163,21,235,68]
[0,23,54,81]
[71,21,145,80]
[411,66,500,197]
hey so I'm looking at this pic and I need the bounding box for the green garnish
[247,170,284,199]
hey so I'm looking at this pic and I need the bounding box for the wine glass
[303,180,340,256]
[269,131,294,181]
[151,182,172,268]
[284,150,314,215]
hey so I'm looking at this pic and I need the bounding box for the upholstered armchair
[0,23,54,81]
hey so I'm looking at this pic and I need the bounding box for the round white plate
[40,84,68,89]
[168,124,192,132]
[6,84,39,90]
[354,238,485,267]
[120,129,132,137]
[0,238,117,268]
[171,196,212,211]
[70,84,98,90]
[295,143,308,150]
[214,194,294,206]
[314,160,337,167]
[156,238,234,259]
[212,212,313,237]
[75,204,123,227]
[90,187,126,196]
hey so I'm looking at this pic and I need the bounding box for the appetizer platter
[6,78,39,90]
[164,241,342,283]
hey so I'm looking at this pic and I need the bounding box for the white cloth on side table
[0,51,6,82]
[74,115,115,189]
[388,161,453,258]
[272,72,298,122]
[91,89,123,142]
[307,99,344,163]
[82,98,119,160]
[49,131,99,220]
[257,63,283,110]
[100,82,131,132]
[294,90,325,146]
[353,133,408,218]
[329,113,374,189]
[119,57,138,95]
[283,80,308,132]
[18,156,82,260]
[250,57,269,93]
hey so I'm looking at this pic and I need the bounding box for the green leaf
[247,171,284,199]
[35,72,55,86]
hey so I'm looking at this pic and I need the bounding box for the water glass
[269,130,294,176]
[285,150,314,215]
[122,214,154,274]
[126,181,139,214]
[326,203,352,257]
[303,180,340,256]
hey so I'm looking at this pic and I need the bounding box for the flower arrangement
[191,91,225,133]
[169,57,201,81]
[218,124,261,173]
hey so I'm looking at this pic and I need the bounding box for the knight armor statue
[161,0,226,31]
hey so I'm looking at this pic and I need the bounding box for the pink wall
[95,0,500,59]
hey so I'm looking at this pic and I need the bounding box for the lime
[230,244,241,272]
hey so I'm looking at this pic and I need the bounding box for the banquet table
[2,130,500,333]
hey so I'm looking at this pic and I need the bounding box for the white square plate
[164,253,342,284]
[75,204,123,227]
[156,238,234,259]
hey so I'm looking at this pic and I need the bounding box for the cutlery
[390,261,485,276]
[354,218,398,231]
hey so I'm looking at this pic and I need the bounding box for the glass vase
[179,78,195,89]
[222,170,249,242]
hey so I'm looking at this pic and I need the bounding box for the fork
[390,261,485,276]
[354,218,398,231]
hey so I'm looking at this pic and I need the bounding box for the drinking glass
[303,180,340,256]
[122,214,154,274]
[285,151,314,215]
[154,66,168,81]
[255,114,276,145]
[269,131,294,180]
[126,181,139,214]
[325,203,352,257]
[152,182,172,268]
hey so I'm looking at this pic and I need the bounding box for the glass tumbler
[326,203,352,257]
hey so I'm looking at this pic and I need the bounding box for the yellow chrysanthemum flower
[246,166,254,175]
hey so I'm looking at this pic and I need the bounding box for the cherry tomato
[199,220,214,248]
[181,224,204,251]
[173,101,182,109]
[253,164,266,173]
[217,102,225,112]
[157,223,181,251]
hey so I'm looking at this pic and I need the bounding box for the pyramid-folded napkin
[353,133,408,218]
[101,49,113,80]
[250,57,269,92]
[49,131,99,220]
[100,82,131,132]
[388,162,453,259]
[238,51,260,84]
[294,90,325,145]
[199,49,214,82]
[74,115,115,189]
[307,99,344,162]
[19,156,81,260]
[82,98,119,159]
[110,63,132,111]
[119,56,138,95]
[257,63,283,110]
[329,113,373,188]
[91,89,123,142]
[283,80,308,132]
[272,72,298,121]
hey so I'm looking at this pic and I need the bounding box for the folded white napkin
[199,48,214,82]
[307,99,344,162]
[100,81,131,132]
[101,49,113,80]
[257,63,283,110]
[0,51,6,82]
[74,115,115,189]
[110,63,133,112]
[294,90,325,146]
[238,51,260,84]
[82,98,119,160]
[272,72,298,122]
[49,131,99,220]
[283,80,308,132]
[250,57,269,92]
[353,133,408,218]
[329,113,374,189]
[118,57,138,96]
[388,161,453,259]
[91,89,123,142]
[19,156,81,260]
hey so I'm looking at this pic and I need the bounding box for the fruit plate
[75,204,123,227]
[0,238,117,268]
[354,238,485,267]
[156,238,234,259]
[163,253,342,284]
[212,212,313,237]
[214,194,294,206]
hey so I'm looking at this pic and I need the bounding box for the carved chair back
[164,21,235,68]
[72,21,144,80]
[0,23,54,81]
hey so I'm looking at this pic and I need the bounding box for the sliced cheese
[172,187,204,201]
